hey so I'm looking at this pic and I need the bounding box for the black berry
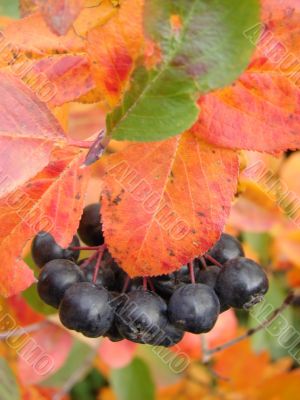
[207,233,244,264]
[80,258,117,290]
[32,231,80,268]
[153,265,194,300]
[37,259,84,308]
[215,257,269,309]
[150,322,184,347]
[197,266,221,289]
[115,290,168,344]
[78,203,104,246]
[168,284,220,334]
[59,282,114,337]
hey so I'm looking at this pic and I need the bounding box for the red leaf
[0,146,90,297]
[37,0,84,36]
[15,54,95,107]
[101,131,238,277]
[193,4,300,154]
[18,323,73,384]
[0,71,66,198]
[87,0,144,107]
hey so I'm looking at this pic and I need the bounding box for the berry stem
[199,257,208,270]
[143,277,148,290]
[148,278,156,293]
[122,276,131,293]
[204,254,223,268]
[79,252,98,269]
[92,246,106,283]
[188,263,196,284]
[207,292,295,356]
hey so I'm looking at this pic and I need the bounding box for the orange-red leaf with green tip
[101,131,238,277]
[37,0,84,36]
[0,147,90,297]
[193,4,300,154]
[87,0,144,108]
[0,71,66,198]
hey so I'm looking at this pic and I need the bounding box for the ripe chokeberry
[115,290,168,344]
[59,282,114,337]
[37,259,84,308]
[78,203,104,246]
[32,231,80,268]
[215,257,269,309]
[153,265,195,300]
[151,322,184,347]
[168,284,220,334]
[197,265,221,289]
[207,233,244,265]
[80,258,117,290]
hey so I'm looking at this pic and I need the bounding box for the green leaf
[0,358,20,400]
[249,275,294,360]
[0,0,20,18]
[242,232,272,266]
[108,0,260,142]
[107,67,199,141]
[22,284,57,316]
[111,358,155,400]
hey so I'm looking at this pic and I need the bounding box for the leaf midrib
[109,0,199,136]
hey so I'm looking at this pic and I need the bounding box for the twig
[207,292,295,356]
[188,262,196,284]
[201,334,210,364]
[0,320,49,340]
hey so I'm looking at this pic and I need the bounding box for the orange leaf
[2,12,84,56]
[87,0,144,108]
[194,64,300,153]
[0,146,90,297]
[101,131,238,277]
[37,0,84,36]
[0,71,66,198]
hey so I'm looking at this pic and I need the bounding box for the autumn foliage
[0,0,300,399]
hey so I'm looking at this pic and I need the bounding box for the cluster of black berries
[33,203,269,347]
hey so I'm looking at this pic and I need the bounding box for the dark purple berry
[115,290,168,344]
[207,233,244,265]
[168,284,220,334]
[37,259,84,308]
[32,231,80,268]
[215,257,269,309]
[59,282,113,337]
[78,203,104,246]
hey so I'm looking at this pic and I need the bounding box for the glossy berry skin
[215,257,269,309]
[78,203,104,246]
[59,282,114,337]
[207,233,244,265]
[32,231,80,268]
[37,260,84,308]
[150,323,184,347]
[168,284,220,334]
[80,258,116,290]
[197,266,221,288]
[153,265,196,300]
[116,290,168,344]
